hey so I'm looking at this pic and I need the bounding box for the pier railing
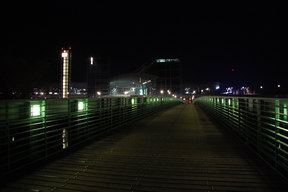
[0,97,181,178]
[195,96,288,178]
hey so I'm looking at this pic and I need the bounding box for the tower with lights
[61,47,72,98]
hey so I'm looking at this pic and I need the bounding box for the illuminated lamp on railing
[78,100,87,111]
[31,104,41,117]
[30,102,45,117]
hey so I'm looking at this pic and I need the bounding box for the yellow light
[62,52,68,57]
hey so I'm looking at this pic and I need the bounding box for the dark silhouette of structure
[137,58,183,96]
[87,55,110,97]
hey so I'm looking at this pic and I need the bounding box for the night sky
[1,2,286,90]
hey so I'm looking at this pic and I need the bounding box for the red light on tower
[68,46,72,50]
[231,68,235,72]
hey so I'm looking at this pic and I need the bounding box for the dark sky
[1,2,286,89]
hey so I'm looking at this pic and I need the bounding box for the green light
[156,59,166,63]
[284,103,287,121]
[31,104,41,117]
[131,98,135,105]
[78,101,87,111]
[275,100,280,121]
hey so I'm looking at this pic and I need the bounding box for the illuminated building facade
[61,47,72,98]
[109,73,157,96]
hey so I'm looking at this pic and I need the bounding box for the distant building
[109,73,158,96]
[70,82,87,97]
[137,58,183,96]
[87,56,110,97]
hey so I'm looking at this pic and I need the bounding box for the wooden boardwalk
[2,104,288,192]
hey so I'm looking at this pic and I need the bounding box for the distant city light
[260,86,263,89]
[90,57,94,65]
[142,80,151,85]
[156,58,180,63]
[215,86,220,90]
[124,91,129,95]
[97,91,101,96]
[61,52,68,58]
[278,85,281,88]
[226,87,233,94]
[160,90,164,94]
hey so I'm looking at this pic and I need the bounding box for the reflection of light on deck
[62,129,68,149]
